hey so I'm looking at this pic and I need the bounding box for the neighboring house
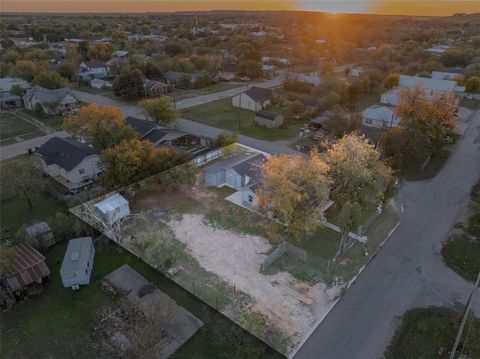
[380,75,464,106]
[295,73,322,86]
[1,243,50,295]
[261,65,279,79]
[217,63,238,81]
[23,86,78,115]
[262,56,290,66]
[431,71,463,81]
[232,86,273,111]
[90,78,112,89]
[362,106,399,129]
[254,110,284,128]
[124,116,211,151]
[25,222,56,249]
[144,79,169,97]
[426,45,450,54]
[349,67,364,77]
[112,50,129,58]
[79,60,109,80]
[0,77,30,109]
[204,153,267,207]
[94,193,130,225]
[0,92,22,110]
[37,137,101,189]
[164,71,200,87]
[60,237,95,289]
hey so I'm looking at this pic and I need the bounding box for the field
[0,112,44,145]
[0,239,281,359]
[181,97,303,140]
[72,147,401,356]
[385,307,480,359]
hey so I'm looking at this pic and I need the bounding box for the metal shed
[60,237,95,289]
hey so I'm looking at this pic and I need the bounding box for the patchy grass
[385,307,480,359]
[21,109,65,130]
[0,192,67,232]
[0,239,282,359]
[181,97,302,140]
[170,82,242,101]
[71,83,112,95]
[460,98,480,110]
[442,236,480,283]
[0,112,43,145]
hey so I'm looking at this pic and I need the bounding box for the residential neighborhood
[1,6,480,359]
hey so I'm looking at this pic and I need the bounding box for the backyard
[181,97,303,140]
[72,147,401,356]
[0,239,281,359]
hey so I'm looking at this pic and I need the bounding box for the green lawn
[401,149,451,181]
[170,82,243,101]
[0,239,282,359]
[0,191,67,232]
[0,112,44,145]
[442,236,480,283]
[71,83,111,95]
[181,97,302,140]
[385,307,480,359]
[460,98,480,110]
[20,109,65,131]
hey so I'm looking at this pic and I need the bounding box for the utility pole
[449,271,480,359]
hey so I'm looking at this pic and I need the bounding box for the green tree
[466,76,480,93]
[324,106,361,138]
[9,84,25,97]
[32,71,68,90]
[112,69,145,101]
[141,97,178,126]
[213,132,237,147]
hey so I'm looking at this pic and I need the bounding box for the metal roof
[94,193,129,214]
[399,75,456,92]
[25,222,52,237]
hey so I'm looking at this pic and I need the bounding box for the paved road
[72,82,297,155]
[0,130,68,160]
[295,110,480,359]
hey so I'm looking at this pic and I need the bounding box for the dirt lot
[168,213,340,344]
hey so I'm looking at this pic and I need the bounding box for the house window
[79,168,85,174]
[364,119,373,125]
[248,195,254,203]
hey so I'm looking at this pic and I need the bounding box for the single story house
[380,75,464,106]
[37,137,102,189]
[90,78,112,89]
[232,87,273,111]
[94,193,130,225]
[254,110,284,128]
[0,92,22,110]
[144,79,169,97]
[217,63,238,81]
[112,50,129,58]
[79,60,109,80]
[426,45,449,54]
[60,237,95,289]
[0,77,31,94]
[25,222,55,249]
[262,56,290,66]
[125,116,211,151]
[1,243,50,295]
[362,106,399,129]
[431,71,463,81]
[261,65,279,79]
[23,86,79,116]
[204,153,267,207]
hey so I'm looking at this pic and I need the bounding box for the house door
[227,173,236,188]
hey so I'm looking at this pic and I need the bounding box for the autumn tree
[87,42,113,62]
[381,86,458,169]
[100,139,189,188]
[326,133,392,258]
[383,73,400,90]
[466,76,480,93]
[256,151,330,240]
[9,60,47,81]
[324,106,362,138]
[63,104,136,151]
[141,97,178,126]
[32,71,68,89]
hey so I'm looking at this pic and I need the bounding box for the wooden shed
[25,222,55,249]
[254,110,284,129]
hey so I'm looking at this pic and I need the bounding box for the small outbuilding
[94,193,131,225]
[1,243,51,295]
[60,237,95,289]
[25,222,55,249]
[254,110,284,129]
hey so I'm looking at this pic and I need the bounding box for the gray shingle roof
[255,110,280,121]
[24,86,76,105]
[244,87,272,103]
[37,137,98,171]
[204,153,251,173]
[124,116,156,138]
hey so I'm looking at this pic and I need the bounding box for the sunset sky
[1,0,479,16]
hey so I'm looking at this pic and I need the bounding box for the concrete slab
[103,264,204,359]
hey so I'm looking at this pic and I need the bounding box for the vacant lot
[0,112,43,145]
[170,82,242,101]
[0,239,281,359]
[181,97,303,140]
[385,307,480,359]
